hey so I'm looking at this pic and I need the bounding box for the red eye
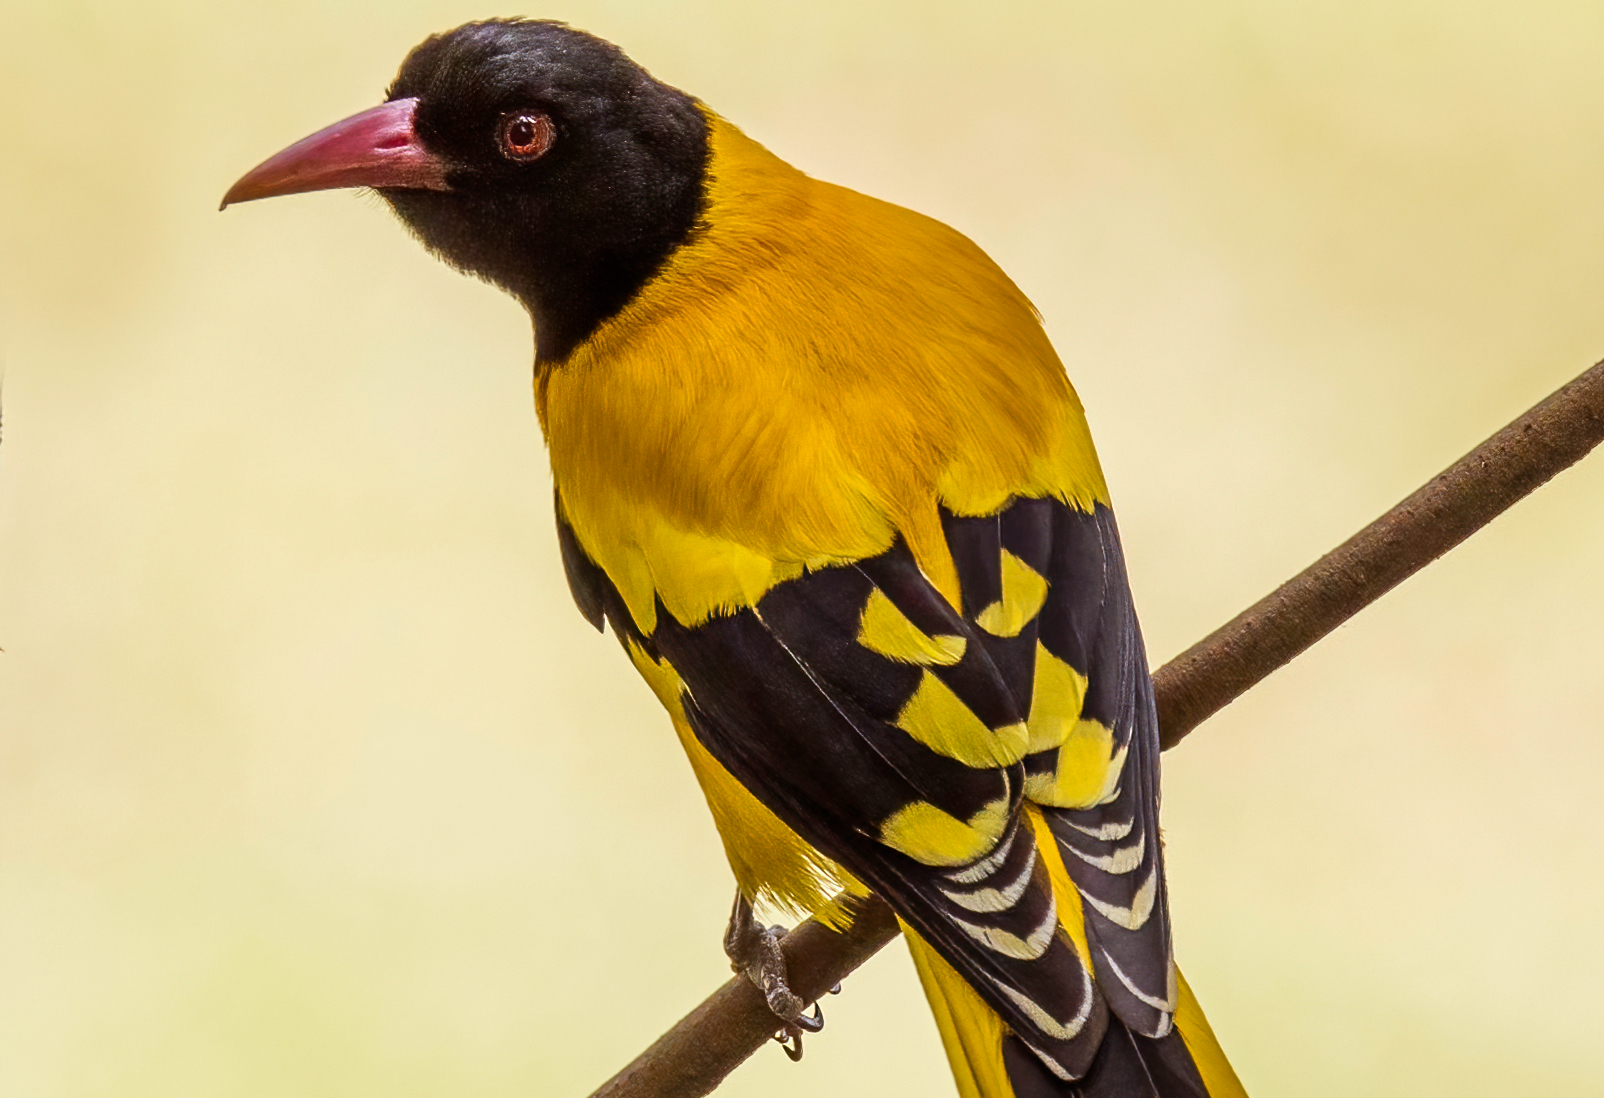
[497,111,555,161]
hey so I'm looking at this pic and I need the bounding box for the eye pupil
[499,111,553,161]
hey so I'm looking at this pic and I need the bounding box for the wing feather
[555,490,1178,1077]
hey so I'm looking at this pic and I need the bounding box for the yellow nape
[537,112,1111,628]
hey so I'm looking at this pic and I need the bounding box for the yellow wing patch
[880,797,1010,867]
[897,671,1029,769]
[976,550,1050,638]
[1026,722,1124,810]
[1023,642,1126,809]
[1025,643,1089,754]
[859,588,967,665]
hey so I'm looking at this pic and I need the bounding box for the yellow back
[537,113,1109,634]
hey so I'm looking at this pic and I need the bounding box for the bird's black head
[223,20,710,363]
[384,21,710,360]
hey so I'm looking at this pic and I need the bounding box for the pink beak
[221,97,452,210]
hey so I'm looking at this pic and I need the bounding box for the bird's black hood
[224,19,710,363]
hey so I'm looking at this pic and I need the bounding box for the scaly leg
[723,891,824,1060]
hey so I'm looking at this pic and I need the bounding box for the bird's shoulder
[539,113,1109,631]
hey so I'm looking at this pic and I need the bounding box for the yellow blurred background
[5,1,1604,1095]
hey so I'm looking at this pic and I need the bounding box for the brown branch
[1155,357,1604,748]
[589,894,900,1098]
[588,357,1604,1098]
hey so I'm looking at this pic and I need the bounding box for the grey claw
[775,1027,805,1062]
[793,1001,825,1033]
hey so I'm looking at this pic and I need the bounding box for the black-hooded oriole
[224,20,1247,1098]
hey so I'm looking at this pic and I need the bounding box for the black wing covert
[555,490,1184,1083]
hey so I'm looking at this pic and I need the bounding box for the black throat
[380,21,711,364]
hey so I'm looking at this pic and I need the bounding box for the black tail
[1001,1021,1209,1098]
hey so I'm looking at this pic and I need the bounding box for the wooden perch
[589,358,1604,1098]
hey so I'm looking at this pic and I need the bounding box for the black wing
[557,491,1175,1081]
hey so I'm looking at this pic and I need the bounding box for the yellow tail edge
[1173,968,1247,1098]
[903,926,1247,1098]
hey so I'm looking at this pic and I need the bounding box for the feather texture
[231,18,1245,1096]
[545,111,1242,1095]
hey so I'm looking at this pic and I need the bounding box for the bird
[223,19,1247,1098]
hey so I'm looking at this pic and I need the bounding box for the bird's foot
[723,892,827,1060]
